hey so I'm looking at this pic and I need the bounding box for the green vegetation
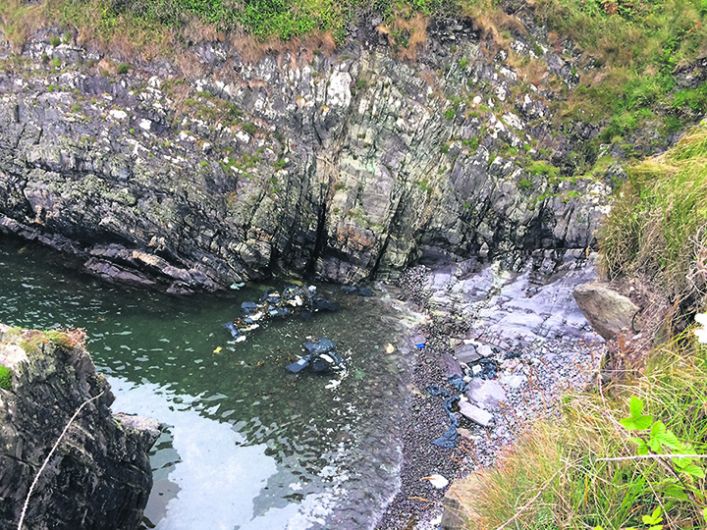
[541,0,706,150]
[601,122,707,309]
[0,364,12,390]
[116,62,130,75]
[517,176,533,191]
[461,335,707,528]
[527,160,560,179]
[454,121,707,529]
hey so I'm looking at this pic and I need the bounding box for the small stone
[422,473,449,489]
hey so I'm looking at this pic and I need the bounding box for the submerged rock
[287,337,346,374]
[0,324,159,530]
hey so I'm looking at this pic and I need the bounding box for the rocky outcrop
[573,282,639,340]
[0,324,159,530]
[0,14,610,292]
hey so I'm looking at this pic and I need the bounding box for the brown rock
[573,282,639,340]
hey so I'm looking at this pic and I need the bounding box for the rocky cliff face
[0,324,159,530]
[0,16,610,293]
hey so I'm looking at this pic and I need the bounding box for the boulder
[454,343,480,364]
[0,325,159,530]
[573,282,639,340]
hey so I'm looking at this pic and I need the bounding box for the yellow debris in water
[213,346,223,354]
[385,343,395,354]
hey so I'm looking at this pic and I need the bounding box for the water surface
[0,238,406,529]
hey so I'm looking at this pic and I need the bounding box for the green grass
[540,0,706,151]
[1,0,702,152]
[0,364,12,390]
[457,334,707,529]
[601,122,707,309]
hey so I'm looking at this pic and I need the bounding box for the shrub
[117,63,130,75]
[517,176,533,191]
[527,160,560,179]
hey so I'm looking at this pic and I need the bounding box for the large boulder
[573,282,639,340]
[0,324,159,530]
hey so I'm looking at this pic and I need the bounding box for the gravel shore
[376,256,606,529]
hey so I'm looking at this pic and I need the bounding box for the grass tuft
[458,334,707,529]
[601,121,707,310]
[0,364,12,390]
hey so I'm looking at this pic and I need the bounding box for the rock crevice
[0,20,609,292]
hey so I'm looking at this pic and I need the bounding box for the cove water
[0,238,407,529]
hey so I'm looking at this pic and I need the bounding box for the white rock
[138,118,152,131]
[467,379,507,408]
[500,374,527,389]
[477,344,494,357]
[109,109,127,120]
[422,473,449,489]
[459,401,493,427]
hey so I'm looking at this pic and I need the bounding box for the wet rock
[0,325,159,530]
[288,337,345,374]
[573,282,639,340]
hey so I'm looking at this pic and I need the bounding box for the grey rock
[0,326,159,530]
[0,25,611,292]
[466,379,507,409]
[441,353,464,378]
[454,343,480,364]
[573,282,639,340]
[458,400,493,427]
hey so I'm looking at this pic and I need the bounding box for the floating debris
[224,285,339,344]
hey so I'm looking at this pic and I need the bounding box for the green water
[0,238,408,529]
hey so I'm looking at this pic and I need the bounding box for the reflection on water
[0,238,406,529]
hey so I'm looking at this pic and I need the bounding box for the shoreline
[376,257,606,529]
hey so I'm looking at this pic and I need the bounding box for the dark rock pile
[224,285,339,342]
[286,337,346,374]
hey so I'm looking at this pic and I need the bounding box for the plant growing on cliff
[0,364,12,390]
[601,122,707,311]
